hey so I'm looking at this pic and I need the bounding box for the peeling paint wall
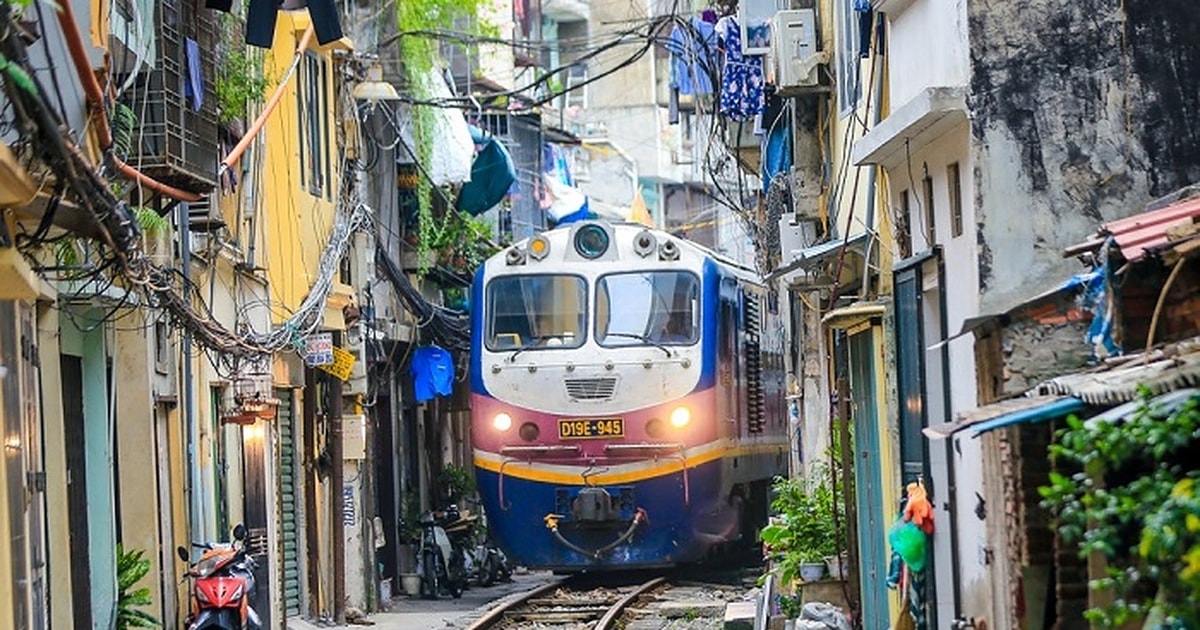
[969,0,1200,313]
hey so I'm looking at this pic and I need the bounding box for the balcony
[115,0,220,194]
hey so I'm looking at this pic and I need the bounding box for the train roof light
[633,229,656,257]
[574,224,610,259]
[529,235,551,260]
[658,239,680,261]
[505,246,526,266]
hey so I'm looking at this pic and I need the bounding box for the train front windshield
[597,271,700,346]
[486,275,587,350]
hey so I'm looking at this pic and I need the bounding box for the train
[469,220,789,570]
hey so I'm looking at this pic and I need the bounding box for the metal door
[849,327,888,629]
[277,388,302,616]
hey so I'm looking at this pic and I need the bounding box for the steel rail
[594,576,668,630]
[460,576,573,630]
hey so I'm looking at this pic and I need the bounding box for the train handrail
[604,443,690,505]
[497,445,581,510]
[491,356,692,372]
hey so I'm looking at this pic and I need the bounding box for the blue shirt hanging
[411,345,455,403]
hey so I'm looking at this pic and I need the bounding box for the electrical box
[771,10,825,93]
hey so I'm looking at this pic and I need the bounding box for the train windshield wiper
[507,335,552,362]
[604,332,672,358]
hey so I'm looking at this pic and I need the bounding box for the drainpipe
[179,202,204,541]
[860,14,885,299]
[938,254,962,616]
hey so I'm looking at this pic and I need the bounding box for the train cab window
[486,275,587,351]
[596,271,700,346]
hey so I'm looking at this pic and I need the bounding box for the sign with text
[304,333,334,366]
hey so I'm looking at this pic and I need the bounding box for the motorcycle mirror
[233,523,247,541]
[176,546,188,562]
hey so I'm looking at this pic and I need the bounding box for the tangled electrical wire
[374,241,471,352]
[0,12,373,372]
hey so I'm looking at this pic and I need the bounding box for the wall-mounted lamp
[352,63,400,103]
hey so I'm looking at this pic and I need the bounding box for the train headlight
[493,413,513,432]
[529,235,551,260]
[574,224,609,259]
[670,406,691,428]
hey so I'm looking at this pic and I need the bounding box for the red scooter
[178,524,262,630]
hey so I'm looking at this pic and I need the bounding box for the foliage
[116,545,160,628]
[396,0,495,273]
[400,489,422,543]
[132,206,169,239]
[437,464,478,504]
[761,468,843,586]
[215,47,267,123]
[1038,390,1200,628]
[431,213,497,274]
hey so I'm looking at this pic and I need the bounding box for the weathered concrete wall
[969,0,1200,313]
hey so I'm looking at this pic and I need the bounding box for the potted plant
[761,472,841,586]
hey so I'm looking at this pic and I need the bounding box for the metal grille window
[299,52,328,197]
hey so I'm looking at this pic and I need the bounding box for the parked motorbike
[178,524,262,630]
[416,505,468,599]
[452,503,512,587]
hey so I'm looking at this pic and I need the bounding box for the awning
[766,232,870,282]
[822,302,886,330]
[924,395,1085,440]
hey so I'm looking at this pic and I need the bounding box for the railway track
[463,568,756,630]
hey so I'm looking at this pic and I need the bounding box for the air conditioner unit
[771,10,826,94]
[778,212,819,262]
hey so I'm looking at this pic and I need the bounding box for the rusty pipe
[219,24,316,176]
[55,0,201,202]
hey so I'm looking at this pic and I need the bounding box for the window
[835,0,861,117]
[898,189,913,259]
[565,63,588,109]
[299,52,328,197]
[922,172,936,247]
[596,271,700,346]
[486,275,587,351]
[948,162,963,238]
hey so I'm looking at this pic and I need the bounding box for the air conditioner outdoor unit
[771,10,826,94]
[778,212,819,262]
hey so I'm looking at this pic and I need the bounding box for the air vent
[564,377,617,401]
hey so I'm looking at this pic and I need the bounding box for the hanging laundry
[715,15,765,122]
[457,126,517,216]
[761,100,791,193]
[665,17,717,96]
[244,0,344,48]
[411,345,454,403]
[184,38,204,112]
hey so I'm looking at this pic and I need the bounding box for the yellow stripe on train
[472,439,787,485]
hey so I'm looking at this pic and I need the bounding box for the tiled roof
[1033,338,1200,405]
[1100,194,1200,262]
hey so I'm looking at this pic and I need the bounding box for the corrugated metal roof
[1100,195,1200,262]
[1033,340,1200,405]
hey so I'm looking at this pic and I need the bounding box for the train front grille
[564,377,617,401]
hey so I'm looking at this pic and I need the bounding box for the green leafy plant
[116,544,160,628]
[396,0,495,272]
[430,213,497,273]
[1039,390,1200,628]
[132,206,170,239]
[761,469,841,586]
[216,47,267,123]
[437,464,477,503]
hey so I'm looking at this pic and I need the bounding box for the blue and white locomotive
[469,221,789,570]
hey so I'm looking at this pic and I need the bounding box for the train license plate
[558,418,624,439]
